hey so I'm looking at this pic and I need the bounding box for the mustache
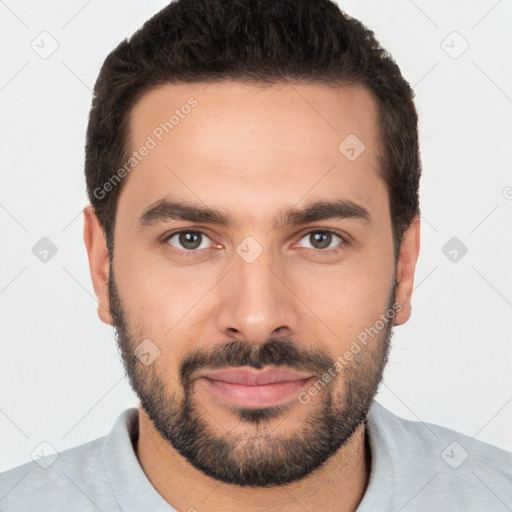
[179,338,335,385]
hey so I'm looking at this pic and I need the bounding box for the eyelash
[162,229,348,258]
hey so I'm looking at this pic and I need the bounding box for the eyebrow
[138,198,371,229]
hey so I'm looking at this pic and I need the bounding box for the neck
[135,406,370,512]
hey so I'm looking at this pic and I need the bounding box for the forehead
[120,81,385,225]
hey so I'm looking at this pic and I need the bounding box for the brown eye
[167,231,212,251]
[298,231,343,251]
[310,232,331,249]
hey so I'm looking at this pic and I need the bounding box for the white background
[0,0,511,472]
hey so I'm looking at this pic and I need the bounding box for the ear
[393,215,421,326]
[83,206,113,325]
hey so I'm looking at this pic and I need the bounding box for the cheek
[114,247,212,343]
[290,249,394,346]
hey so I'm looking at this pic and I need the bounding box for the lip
[196,367,315,408]
[197,367,313,385]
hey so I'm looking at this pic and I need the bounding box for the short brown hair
[85,0,421,259]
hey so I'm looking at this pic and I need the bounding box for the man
[1,0,511,510]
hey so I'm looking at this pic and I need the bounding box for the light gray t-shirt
[1,401,511,511]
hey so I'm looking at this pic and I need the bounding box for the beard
[108,265,395,488]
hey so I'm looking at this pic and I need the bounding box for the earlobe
[393,215,421,326]
[83,206,114,325]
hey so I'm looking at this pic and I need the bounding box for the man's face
[104,81,401,486]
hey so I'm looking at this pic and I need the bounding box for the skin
[83,81,420,511]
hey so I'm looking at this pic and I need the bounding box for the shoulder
[369,400,512,472]
[365,401,512,510]
[0,409,138,512]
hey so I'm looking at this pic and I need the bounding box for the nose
[215,249,302,345]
